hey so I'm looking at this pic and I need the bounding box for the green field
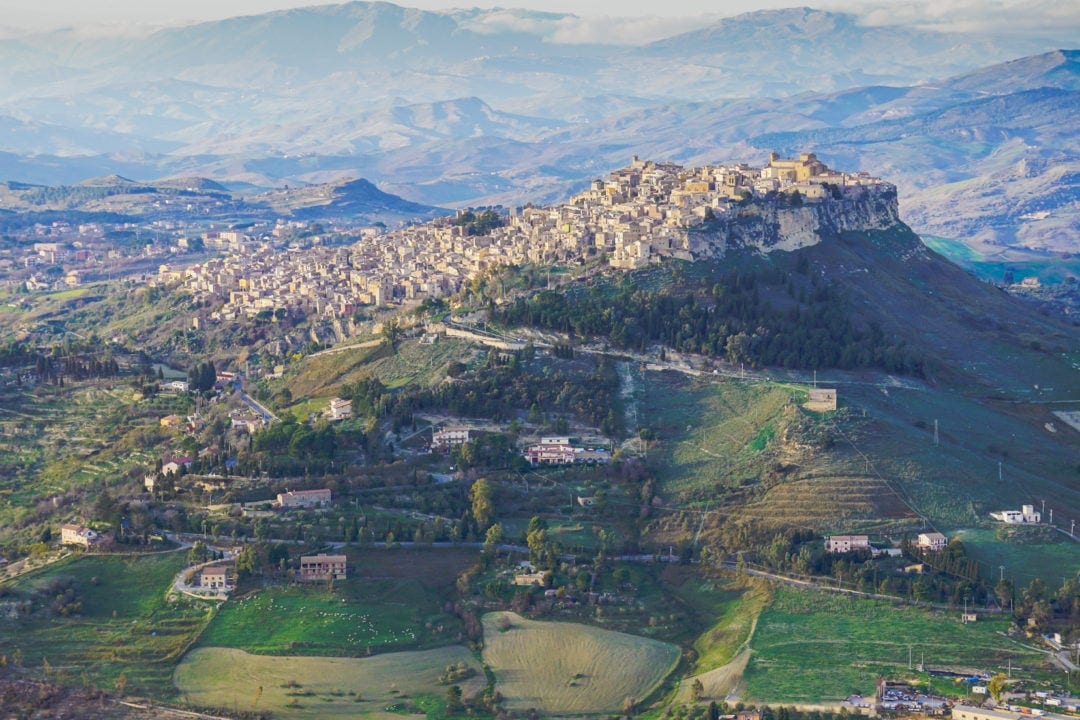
[952,527,1080,587]
[744,585,1047,703]
[176,645,486,718]
[481,610,680,714]
[0,552,209,696]
[639,373,796,499]
[198,548,472,656]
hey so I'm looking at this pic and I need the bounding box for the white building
[825,535,870,553]
[917,532,948,551]
[326,397,352,421]
[990,504,1041,523]
[432,427,470,449]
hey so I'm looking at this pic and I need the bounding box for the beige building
[326,397,352,421]
[825,535,870,553]
[299,554,347,582]
[277,488,332,509]
[60,524,100,548]
[199,565,230,589]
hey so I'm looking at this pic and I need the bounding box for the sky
[0,0,1076,39]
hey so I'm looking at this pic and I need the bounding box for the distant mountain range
[0,2,1075,265]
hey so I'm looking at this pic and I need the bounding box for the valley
[0,2,1077,718]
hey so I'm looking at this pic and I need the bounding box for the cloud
[458,9,724,45]
[831,0,1080,39]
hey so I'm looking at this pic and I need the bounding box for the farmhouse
[918,532,948,551]
[990,504,1041,523]
[825,535,869,553]
[277,488,332,509]
[199,565,230,589]
[299,553,347,582]
[325,397,352,421]
[60,524,100,548]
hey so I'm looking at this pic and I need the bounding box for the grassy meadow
[198,547,473,657]
[0,552,210,697]
[481,610,680,715]
[175,645,485,719]
[744,585,1047,703]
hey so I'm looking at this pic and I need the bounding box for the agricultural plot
[639,373,797,500]
[175,645,485,719]
[0,552,209,697]
[481,611,680,715]
[952,527,1080,587]
[744,586,1046,703]
[198,548,472,656]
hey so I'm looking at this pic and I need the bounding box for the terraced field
[741,475,919,533]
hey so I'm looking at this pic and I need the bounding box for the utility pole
[1050,509,1053,525]
[933,419,939,446]
[999,461,1003,482]
[1000,565,1005,582]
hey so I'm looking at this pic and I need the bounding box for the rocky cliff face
[688,184,900,257]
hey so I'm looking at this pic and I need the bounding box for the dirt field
[481,611,680,715]
[174,645,485,718]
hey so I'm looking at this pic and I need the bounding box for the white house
[825,535,869,553]
[917,532,948,551]
[990,504,1041,523]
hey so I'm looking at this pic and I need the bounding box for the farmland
[481,610,680,715]
[744,585,1048,703]
[175,645,485,718]
[198,547,473,657]
[0,552,209,697]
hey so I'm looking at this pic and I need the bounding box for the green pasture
[952,527,1080,587]
[744,586,1046,703]
[0,552,209,697]
[199,548,472,657]
[639,373,796,499]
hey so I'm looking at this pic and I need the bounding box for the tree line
[495,265,925,375]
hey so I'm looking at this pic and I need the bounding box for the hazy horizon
[1,0,1076,43]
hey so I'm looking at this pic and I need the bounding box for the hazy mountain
[0,3,1074,262]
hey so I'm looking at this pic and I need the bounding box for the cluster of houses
[188,551,346,592]
[172,154,890,323]
[523,437,611,467]
[825,532,948,556]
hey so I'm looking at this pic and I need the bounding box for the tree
[470,478,494,530]
[483,523,503,553]
[987,673,1009,703]
[690,677,705,702]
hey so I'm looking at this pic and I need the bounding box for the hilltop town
[171,153,893,327]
